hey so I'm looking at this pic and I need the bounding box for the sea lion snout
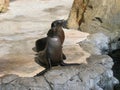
[51,20,64,28]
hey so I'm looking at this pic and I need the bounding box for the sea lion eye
[51,23,56,28]
[58,20,63,24]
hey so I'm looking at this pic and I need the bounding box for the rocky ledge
[0,0,120,90]
[0,55,118,90]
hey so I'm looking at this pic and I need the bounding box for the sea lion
[33,20,65,52]
[33,20,66,59]
[35,22,80,76]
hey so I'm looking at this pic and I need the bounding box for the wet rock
[1,74,19,84]
[0,55,118,90]
[79,33,110,55]
[79,0,120,54]
[0,75,50,90]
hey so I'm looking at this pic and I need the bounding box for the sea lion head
[47,20,64,36]
[51,20,64,28]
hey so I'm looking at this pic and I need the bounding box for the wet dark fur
[33,20,65,52]
[34,37,47,52]
[34,20,80,76]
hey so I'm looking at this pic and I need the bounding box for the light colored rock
[79,0,120,53]
[1,74,19,84]
[0,28,89,77]
[79,33,110,55]
[1,75,50,90]
[0,0,9,13]
[1,0,84,77]
[42,55,117,90]
[81,0,120,32]
[0,55,118,90]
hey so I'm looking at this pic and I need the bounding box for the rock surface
[0,0,90,77]
[80,0,120,54]
[0,55,118,90]
[0,0,119,90]
[78,0,120,89]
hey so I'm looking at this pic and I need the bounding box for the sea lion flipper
[34,68,49,76]
[32,47,37,52]
[35,37,47,52]
[34,57,46,68]
[60,61,80,66]
[62,53,66,60]
[47,58,52,69]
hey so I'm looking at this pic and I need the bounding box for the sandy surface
[0,0,90,77]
